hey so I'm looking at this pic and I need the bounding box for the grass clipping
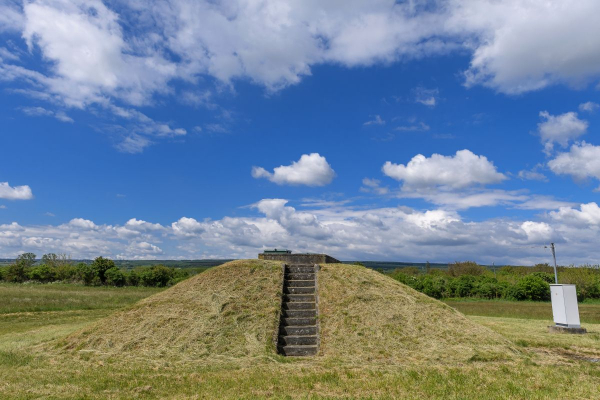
[60,260,283,361]
[60,261,517,366]
[318,264,519,365]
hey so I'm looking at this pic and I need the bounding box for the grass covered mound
[60,260,283,361]
[318,264,519,365]
[60,260,517,366]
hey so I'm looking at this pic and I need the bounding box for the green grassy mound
[60,260,283,361]
[60,261,517,365]
[318,264,519,365]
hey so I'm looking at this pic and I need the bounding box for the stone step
[286,280,315,287]
[279,325,317,336]
[278,345,318,357]
[284,294,315,302]
[286,265,315,273]
[285,273,315,280]
[283,309,316,318]
[285,286,315,294]
[279,335,318,346]
[282,317,316,326]
[283,301,315,310]
[277,263,320,357]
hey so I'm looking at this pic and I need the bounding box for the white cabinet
[550,284,581,328]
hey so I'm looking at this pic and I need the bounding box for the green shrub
[126,270,140,286]
[139,265,172,287]
[420,276,447,299]
[530,272,554,283]
[559,267,600,301]
[516,275,550,301]
[450,275,476,297]
[503,284,526,301]
[168,269,190,286]
[5,264,27,283]
[474,282,501,299]
[76,263,96,286]
[55,264,78,281]
[105,267,126,287]
[28,265,56,283]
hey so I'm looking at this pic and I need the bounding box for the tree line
[0,253,191,287]
[386,261,600,301]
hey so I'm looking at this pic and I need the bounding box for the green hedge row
[0,256,190,287]
[387,262,600,301]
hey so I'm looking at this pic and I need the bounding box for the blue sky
[1,0,600,264]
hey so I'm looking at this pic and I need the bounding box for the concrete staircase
[277,264,319,356]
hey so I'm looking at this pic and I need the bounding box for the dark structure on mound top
[258,249,340,264]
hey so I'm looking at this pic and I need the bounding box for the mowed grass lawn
[445,298,600,323]
[1,283,600,399]
[0,283,163,349]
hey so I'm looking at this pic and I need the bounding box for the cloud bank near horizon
[2,199,600,266]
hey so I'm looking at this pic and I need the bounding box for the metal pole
[550,243,558,284]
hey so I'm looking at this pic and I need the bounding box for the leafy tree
[5,263,27,283]
[16,252,36,268]
[91,257,116,284]
[41,253,71,268]
[448,261,486,277]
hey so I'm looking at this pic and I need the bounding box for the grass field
[445,298,600,323]
[1,277,600,399]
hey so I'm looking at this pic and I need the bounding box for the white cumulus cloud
[579,102,600,113]
[453,0,600,93]
[0,182,33,200]
[548,142,600,184]
[383,149,506,190]
[538,111,588,154]
[550,203,600,227]
[252,153,335,186]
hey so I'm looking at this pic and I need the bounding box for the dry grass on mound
[57,261,519,368]
[318,264,520,365]
[58,260,283,361]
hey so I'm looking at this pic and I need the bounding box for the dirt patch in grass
[318,264,520,365]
